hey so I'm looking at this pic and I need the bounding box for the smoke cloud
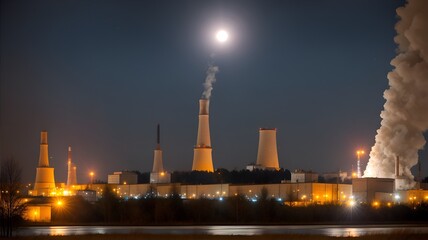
[363,0,428,188]
[202,64,219,100]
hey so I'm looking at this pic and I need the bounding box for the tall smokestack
[364,1,428,189]
[256,128,280,170]
[33,131,56,195]
[152,124,164,173]
[150,124,171,183]
[192,99,214,172]
[395,156,400,177]
[67,146,77,186]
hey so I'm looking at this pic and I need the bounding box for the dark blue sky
[3,0,425,183]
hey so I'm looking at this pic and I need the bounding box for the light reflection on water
[15,224,428,237]
[48,226,108,236]
[323,225,423,237]
[325,227,364,237]
[206,226,263,235]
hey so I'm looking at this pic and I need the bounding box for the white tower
[256,128,280,170]
[152,124,164,173]
[192,99,214,172]
[150,124,170,183]
[33,131,56,195]
[67,146,77,186]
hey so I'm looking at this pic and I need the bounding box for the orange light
[356,150,365,157]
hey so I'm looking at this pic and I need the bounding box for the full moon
[216,30,229,43]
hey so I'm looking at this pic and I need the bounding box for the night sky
[2,0,425,184]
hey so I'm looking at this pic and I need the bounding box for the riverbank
[9,233,428,240]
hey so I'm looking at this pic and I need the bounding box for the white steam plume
[202,64,219,100]
[364,0,428,188]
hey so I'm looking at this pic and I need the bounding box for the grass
[9,233,428,240]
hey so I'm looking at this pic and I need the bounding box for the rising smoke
[363,0,428,188]
[202,64,219,100]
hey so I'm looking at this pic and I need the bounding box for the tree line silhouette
[47,186,428,225]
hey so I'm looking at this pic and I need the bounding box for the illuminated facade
[107,171,138,185]
[97,182,352,205]
[192,99,214,172]
[291,170,318,183]
[352,178,394,204]
[24,204,51,222]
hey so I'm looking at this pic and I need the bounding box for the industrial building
[352,178,395,204]
[396,189,428,206]
[23,204,51,222]
[291,170,319,183]
[107,171,138,185]
[78,182,352,205]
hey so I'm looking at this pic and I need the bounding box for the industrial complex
[24,95,428,222]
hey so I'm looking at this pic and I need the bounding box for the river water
[15,224,428,237]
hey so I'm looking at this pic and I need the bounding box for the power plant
[192,99,214,172]
[66,146,77,186]
[25,124,428,223]
[26,81,426,208]
[256,128,280,170]
[33,131,56,196]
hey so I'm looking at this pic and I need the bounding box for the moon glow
[216,30,229,43]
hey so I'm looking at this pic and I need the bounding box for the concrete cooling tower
[192,99,214,172]
[256,128,280,170]
[33,131,56,195]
